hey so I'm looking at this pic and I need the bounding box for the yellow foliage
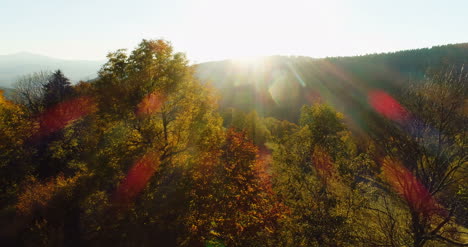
[16,174,81,215]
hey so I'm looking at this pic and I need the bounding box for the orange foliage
[16,174,79,215]
[311,146,336,181]
[187,129,285,245]
[136,91,165,116]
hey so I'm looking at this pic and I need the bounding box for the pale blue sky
[1,0,467,63]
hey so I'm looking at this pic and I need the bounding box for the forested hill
[195,43,468,122]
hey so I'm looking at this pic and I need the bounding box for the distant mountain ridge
[0,52,104,87]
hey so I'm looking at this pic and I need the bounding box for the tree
[299,104,348,157]
[12,71,50,115]
[186,129,283,247]
[42,70,74,109]
[222,108,272,146]
[271,103,363,246]
[29,70,83,178]
[78,39,224,246]
[369,67,468,247]
[263,117,298,142]
[0,90,37,206]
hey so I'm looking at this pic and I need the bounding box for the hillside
[0,52,104,87]
[196,43,468,122]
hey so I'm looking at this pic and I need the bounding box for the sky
[1,0,468,63]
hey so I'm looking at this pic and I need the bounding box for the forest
[0,39,467,246]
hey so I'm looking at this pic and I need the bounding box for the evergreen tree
[42,70,74,109]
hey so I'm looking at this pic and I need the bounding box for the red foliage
[311,147,335,181]
[256,147,274,192]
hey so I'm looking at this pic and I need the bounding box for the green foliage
[299,104,348,157]
[221,108,272,146]
[270,104,370,246]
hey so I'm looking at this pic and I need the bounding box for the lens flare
[37,96,95,137]
[287,62,306,87]
[114,152,160,203]
[268,68,300,105]
[304,90,322,105]
[136,92,165,116]
[381,158,443,216]
[368,90,409,123]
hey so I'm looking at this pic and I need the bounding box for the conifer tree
[42,70,74,109]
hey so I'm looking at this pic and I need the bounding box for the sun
[231,56,264,68]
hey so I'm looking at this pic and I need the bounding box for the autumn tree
[76,39,224,246]
[0,91,37,206]
[271,103,370,246]
[186,129,283,247]
[368,67,468,246]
